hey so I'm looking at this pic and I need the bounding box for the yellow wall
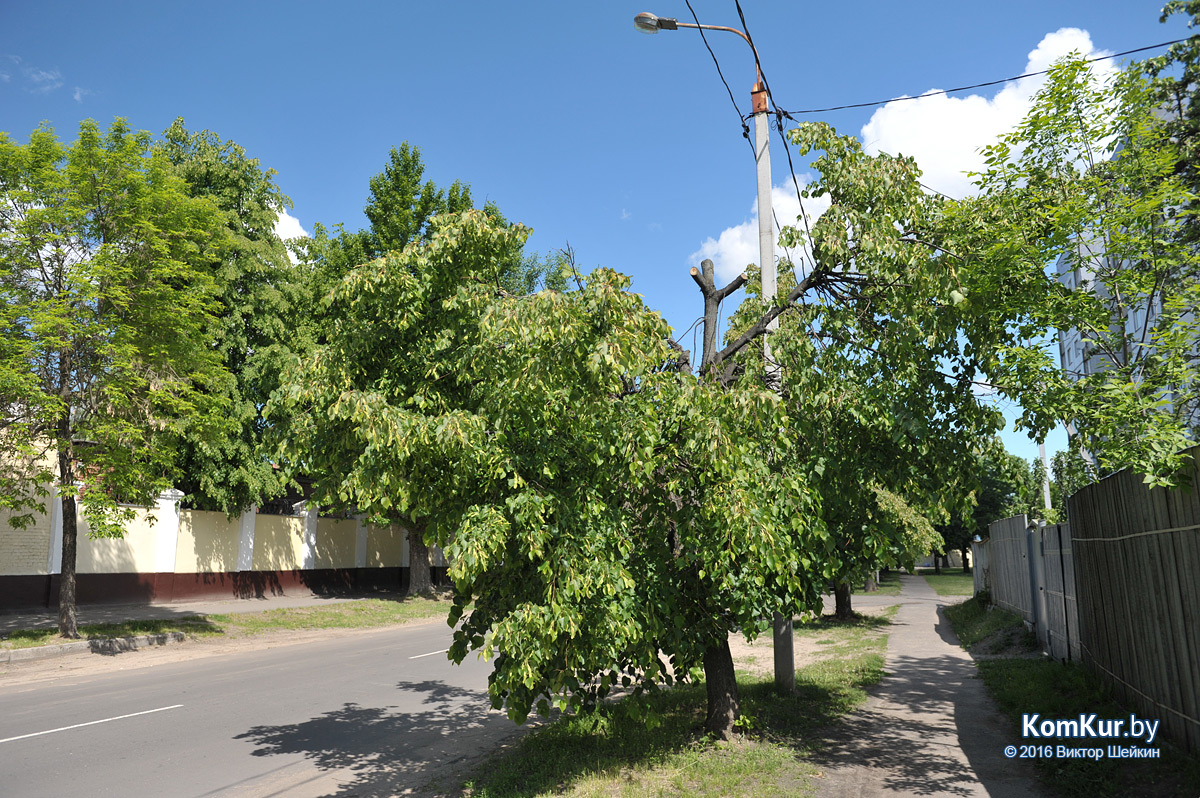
[315,518,357,569]
[366,523,406,567]
[0,504,53,576]
[77,507,161,574]
[252,514,305,571]
[2,502,433,576]
[176,510,239,574]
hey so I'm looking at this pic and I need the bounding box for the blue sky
[1,1,1187,466]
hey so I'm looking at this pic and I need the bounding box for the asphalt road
[0,622,519,797]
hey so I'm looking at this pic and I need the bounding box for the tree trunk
[407,521,433,596]
[834,580,853,620]
[56,423,80,639]
[703,637,739,739]
[961,547,971,574]
[864,571,878,592]
[934,552,942,575]
[57,493,79,638]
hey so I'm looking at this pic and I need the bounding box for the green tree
[940,439,1039,571]
[293,142,476,314]
[961,55,1199,484]
[269,210,826,738]
[1146,1,1200,245]
[711,119,1010,617]
[0,120,230,636]
[1049,447,1093,518]
[292,143,562,594]
[722,264,975,617]
[158,118,311,515]
[296,141,555,302]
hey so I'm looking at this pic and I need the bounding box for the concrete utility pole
[635,11,794,693]
[1039,440,1052,512]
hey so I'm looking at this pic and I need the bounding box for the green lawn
[865,570,902,596]
[0,595,452,651]
[459,607,898,797]
[1,617,222,650]
[942,593,1031,649]
[946,596,1200,798]
[916,568,974,596]
[206,594,452,633]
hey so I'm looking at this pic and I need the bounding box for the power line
[733,1,813,271]
[685,0,751,143]
[776,36,1197,118]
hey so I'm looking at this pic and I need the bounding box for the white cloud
[859,28,1113,198]
[689,180,831,284]
[620,208,631,221]
[691,28,1117,285]
[971,379,1001,399]
[72,86,91,103]
[25,67,63,94]
[274,208,309,265]
[274,207,308,241]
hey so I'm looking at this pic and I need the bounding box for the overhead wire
[728,5,1191,204]
[680,1,817,303]
[775,36,1197,118]
[685,0,751,144]
[732,0,815,282]
[683,0,761,355]
[682,6,1192,371]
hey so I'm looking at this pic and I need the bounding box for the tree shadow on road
[232,679,529,797]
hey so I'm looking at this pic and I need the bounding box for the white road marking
[0,704,183,744]
[408,649,448,660]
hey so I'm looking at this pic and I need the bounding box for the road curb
[0,632,187,665]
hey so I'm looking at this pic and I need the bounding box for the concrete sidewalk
[811,573,1045,797]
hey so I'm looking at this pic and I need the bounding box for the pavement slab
[810,573,1046,798]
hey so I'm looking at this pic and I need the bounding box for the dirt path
[808,573,1046,798]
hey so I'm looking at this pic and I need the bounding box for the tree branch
[709,267,830,369]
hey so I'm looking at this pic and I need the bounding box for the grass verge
[916,568,974,596]
[1,617,223,650]
[860,570,902,596]
[206,594,451,633]
[945,595,1200,798]
[942,592,1035,652]
[0,595,452,651]
[459,607,897,798]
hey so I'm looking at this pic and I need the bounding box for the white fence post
[300,503,318,570]
[46,485,63,575]
[153,489,184,574]
[354,514,368,569]
[236,506,257,572]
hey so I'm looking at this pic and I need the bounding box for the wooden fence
[1069,451,1200,756]
[981,515,1032,620]
[975,444,1200,756]
[1040,523,1079,663]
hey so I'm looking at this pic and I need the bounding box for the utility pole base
[773,611,794,692]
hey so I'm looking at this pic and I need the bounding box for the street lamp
[632,12,776,376]
[634,10,792,693]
